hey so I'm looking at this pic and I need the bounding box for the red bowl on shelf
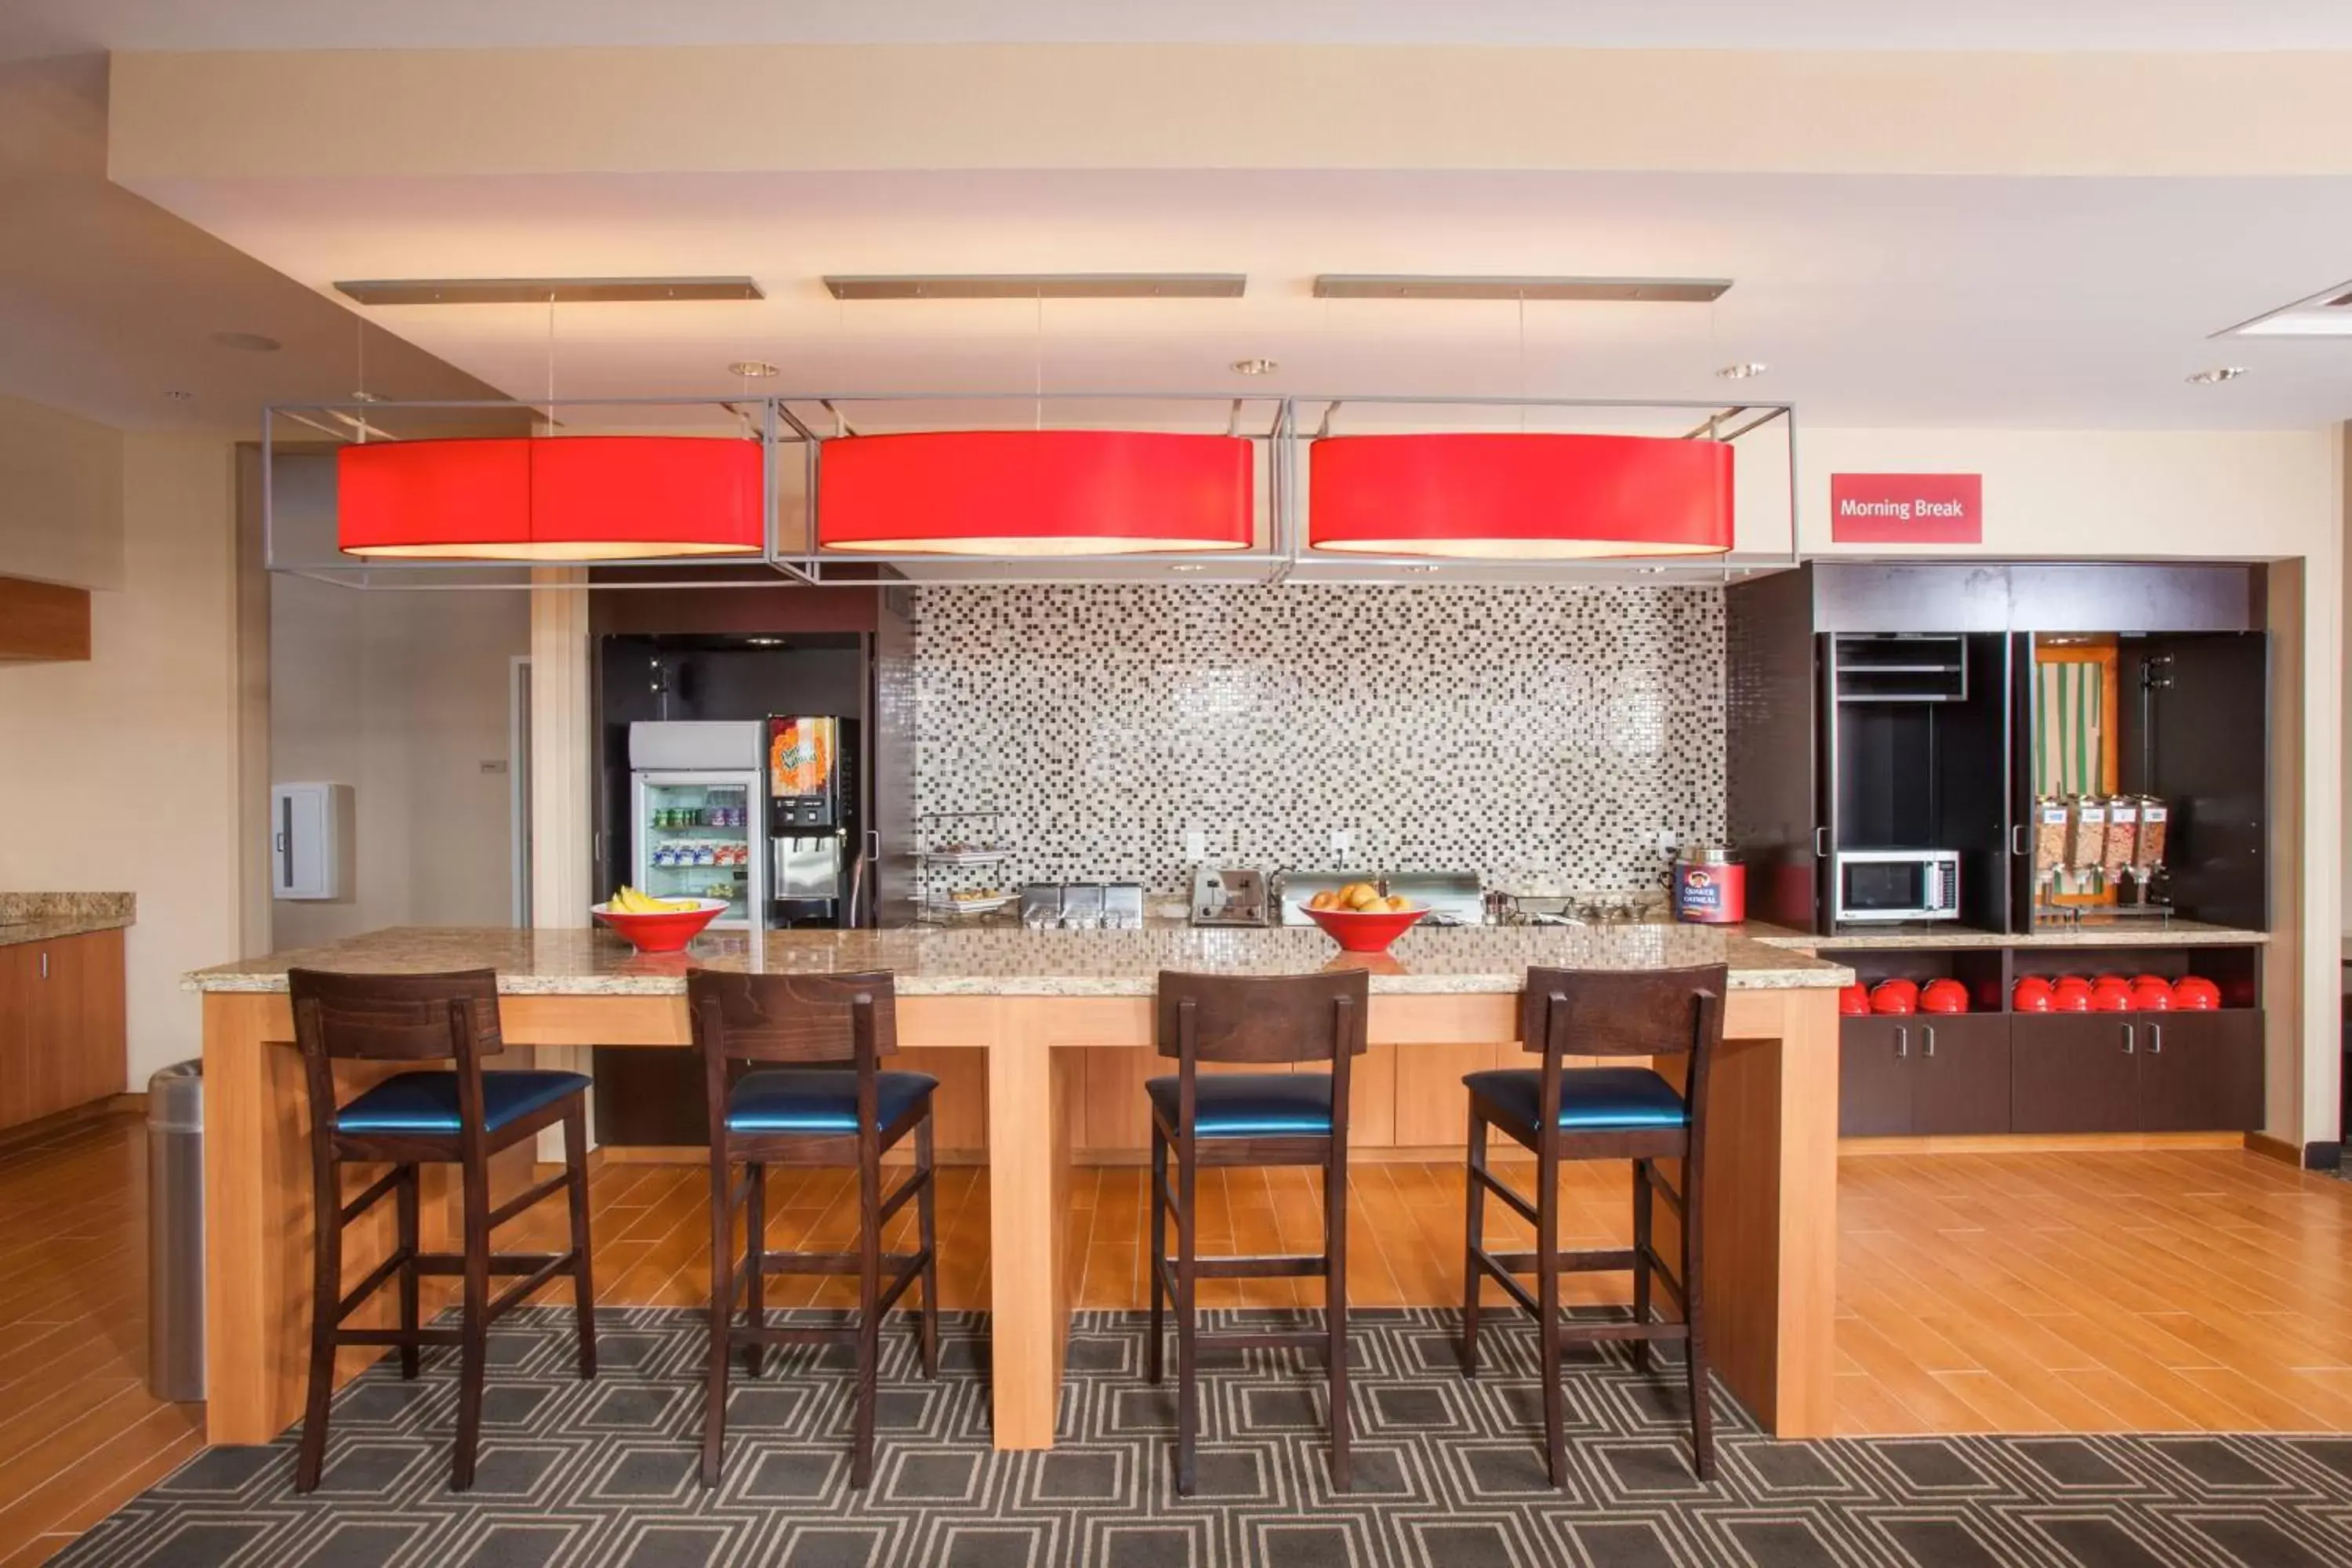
[1301,903,1428,953]
[1869,979,1919,1015]
[2012,977,2055,1013]
[2172,975,2222,1011]
[1838,983,1872,1017]
[2089,983,2135,1013]
[2131,979,2174,1011]
[2050,978,2092,1013]
[1919,978,1970,1014]
[591,898,727,953]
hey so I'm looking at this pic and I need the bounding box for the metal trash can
[147,1061,205,1403]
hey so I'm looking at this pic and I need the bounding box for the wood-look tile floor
[4,1115,2349,1563]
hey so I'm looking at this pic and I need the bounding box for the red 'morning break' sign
[1830,473,1983,544]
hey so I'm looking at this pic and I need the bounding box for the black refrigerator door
[2009,633,2038,932]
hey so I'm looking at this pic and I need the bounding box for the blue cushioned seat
[1462,1066,1688,1134]
[724,1069,938,1134]
[1145,1073,1334,1137]
[334,1069,590,1135]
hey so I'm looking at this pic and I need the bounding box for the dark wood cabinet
[1838,1017,1918,1136]
[2139,1010,2263,1132]
[1911,1014,2013,1135]
[1838,1013,2012,1136]
[2010,1008,2258,1134]
[2010,1014,2141,1134]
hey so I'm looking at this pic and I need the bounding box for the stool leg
[565,1103,597,1380]
[1325,1146,1352,1492]
[916,1115,940,1381]
[294,1157,343,1494]
[1146,1128,1167,1386]
[452,1163,491,1492]
[1174,1145,1199,1497]
[1630,1158,1653,1374]
[742,1163,766,1379]
[701,1157,733,1488]
[851,1146,883,1490]
[1461,1107,1486,1378]
[1685,1164,1715,1481]
[396,1163,421,1381]
[1536,1155,1567,1490]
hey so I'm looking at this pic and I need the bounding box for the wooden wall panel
[0,575,92,662]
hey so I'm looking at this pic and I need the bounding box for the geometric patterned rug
[56,1308,2352,1568]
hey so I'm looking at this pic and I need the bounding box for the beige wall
[0,394,125,590]
[0,433,244,1082]
[266,458,527,949]
[1805,425,2345,1149]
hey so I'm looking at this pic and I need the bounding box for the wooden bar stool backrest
[685,970,898,1131]
[288,967,504,1142]
[1153,968,1369,1131]
[1518,963,1728,1142]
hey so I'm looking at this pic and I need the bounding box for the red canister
[1672,844,1746,924]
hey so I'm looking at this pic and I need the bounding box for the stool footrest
[339,1166,407,1227]
[1171,1252,1329,1280]
[488,1171,572,1231]
[336,1327,465,1350]
[334,1247,414,1325]
[877,1165,931,1226]
[413,1251,569,1276]
[486,1251,578,1320]
[750,1248,927,1279]
[1469,1163,1540,1227]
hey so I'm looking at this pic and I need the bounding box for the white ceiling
[127,166,2352,429]
[9,1,2352,54]
[0,54,496,433]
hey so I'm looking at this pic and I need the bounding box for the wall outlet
[1330,828,1354,855]
[1185,829,1207,861]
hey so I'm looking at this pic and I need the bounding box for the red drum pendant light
[816,430,1254,555]
[338,436,764,561]
[1308,432,1733,558]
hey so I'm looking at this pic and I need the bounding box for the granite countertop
[185,923,1852,998]
[0,892,135,949]
[1747,919,2266,953]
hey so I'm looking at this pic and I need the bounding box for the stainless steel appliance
[1022,882,1145,930]
[1190,866,1271,927]
[766,714,863,928]
[626,721,767,930]
[1833,848,1961,924]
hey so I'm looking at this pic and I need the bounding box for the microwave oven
[1833,849,1961,924]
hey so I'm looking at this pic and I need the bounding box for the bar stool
[288,968,596,1494]
[688,968,939,1490]
[1147,968,1367,1494]
[1460,963,1726,1484]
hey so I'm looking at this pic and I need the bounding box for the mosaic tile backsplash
[909,584,1726,898]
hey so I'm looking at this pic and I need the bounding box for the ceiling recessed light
[1230,358,1278,376]
[1169,564,1208,573]
[2186,366,2246,384]
[212,330,281,353]
[1715,362,1767,380]
[164,390,192,402]
[745,636,786,647]
[1403,564,1443,574]
[728,361,779,378]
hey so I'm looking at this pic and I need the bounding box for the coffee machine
[765,714,864,928]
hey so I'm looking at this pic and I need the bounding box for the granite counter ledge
[187,921,1853,996]
[191,921,1846,1457]
[0,891,134,948]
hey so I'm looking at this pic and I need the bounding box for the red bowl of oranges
[1301,884,1428,953]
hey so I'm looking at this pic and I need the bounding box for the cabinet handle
[2149,1023,2162,1055]
[2012,823,2027,857]
[38,951,49,980]
[2122,1022,2136,1054]
[1922,1024,1936,1057]
[1895,1025,1908,1058]
[1814,826,1829,858]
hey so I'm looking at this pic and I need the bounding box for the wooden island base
[202,985,1837,1451]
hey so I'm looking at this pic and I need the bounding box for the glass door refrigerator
[626,721,766,930]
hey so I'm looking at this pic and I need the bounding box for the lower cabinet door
[2139,1011,2263,1132]
[2010,1014,2141,1134]
[1838,1016,1916,1137]
[1912,1014,2013,1135]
